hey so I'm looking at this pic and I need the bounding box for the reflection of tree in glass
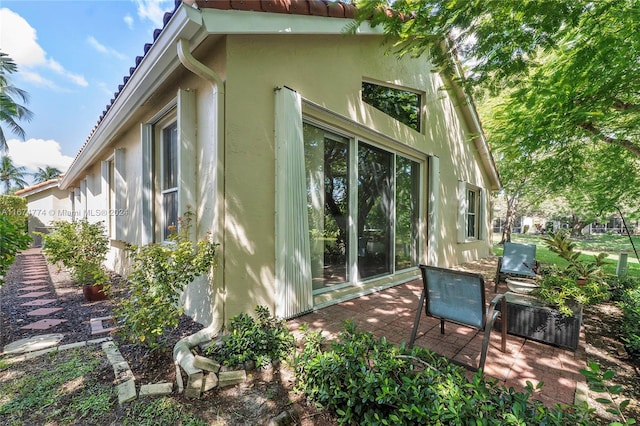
[362,82,420,131]
[395,157,419,269]
[323,139,349,255]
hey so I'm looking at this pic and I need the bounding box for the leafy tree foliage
[0,155,28,194]
[352,0,640,237]
[32,166,62,183]
[0,51,33,153]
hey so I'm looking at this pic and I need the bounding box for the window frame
[303,117,424,294]
[361,79,424,133]
[153,113,179,242]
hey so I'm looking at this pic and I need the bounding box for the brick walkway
[1,248,114,356]
[289,273,587,407]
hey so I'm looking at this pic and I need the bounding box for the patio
[288,258,586,408]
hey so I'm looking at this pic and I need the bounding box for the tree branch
[579,122,640,158]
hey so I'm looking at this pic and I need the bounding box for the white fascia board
[200,8,383,35]
[60,5,206,190]
[18,181,61,198]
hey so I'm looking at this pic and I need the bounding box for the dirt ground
[1,252,638,424]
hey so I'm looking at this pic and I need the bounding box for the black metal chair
[409,264,507,371]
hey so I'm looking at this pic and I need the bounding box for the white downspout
[174,37,226,398]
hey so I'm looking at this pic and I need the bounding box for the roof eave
[60,5,205,190]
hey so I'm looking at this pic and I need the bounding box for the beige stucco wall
[24,186,72,246]
[66,28,495,329]
[220,34,494,318]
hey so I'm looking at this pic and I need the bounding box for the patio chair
[409,265,507,372]
[494,242,539,292]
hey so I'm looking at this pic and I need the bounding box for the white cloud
[87,36,128,61]
[123,13,134,29]
[6,138,74,174]
[0,8,46,67]
[0,8,87,87]
[134,0,175,29]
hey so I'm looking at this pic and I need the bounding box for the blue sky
[0,0,176,182]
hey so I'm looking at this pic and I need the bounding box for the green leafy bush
[42,220,109,286]
[205,306,295,368]
[534,267,610,316]
[580,362,636,426]
[115,211,217,350]
[620,287,640,359]
[295,321,593,425]
[0,215,31,285]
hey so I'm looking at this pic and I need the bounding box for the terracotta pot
[82,284,108,302]
[576,278,587,286]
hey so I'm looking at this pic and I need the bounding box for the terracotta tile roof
[194,0,355,18]
[75,0,355,174]
[14,178,62,196]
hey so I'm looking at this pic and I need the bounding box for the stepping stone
[18,286,48,291]
[90,316,116,335]
[2,333,65,355]
[21,279,49,285]
[27,307,63,316]
[20,299,57,307]
[23,275,49,280]
[20,318,67,330]
[18,291,51,298]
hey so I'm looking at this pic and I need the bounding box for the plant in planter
[533,267,609,316]
[541,231,609,283]
[41,220,110,300]
[114,210,217,350]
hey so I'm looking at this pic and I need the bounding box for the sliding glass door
[304,122,421,292]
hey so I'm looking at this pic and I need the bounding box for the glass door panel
[395,156,420,270]
[357,143,392,279]
[304,123,350,290]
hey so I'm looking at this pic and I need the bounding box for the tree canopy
[0,51,33,153]
[353,0,640,232]
[33,166,62,184]
[0,155,28,194]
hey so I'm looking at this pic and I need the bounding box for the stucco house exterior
[14,179,73,246]
[58,0,501,330]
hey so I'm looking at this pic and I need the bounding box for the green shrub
[0,215,31,285]
[114,211,217,350]
[534,268,610,316]
[0,195,27,229]
[620,287,640,358]
[295,321,593,425]
[205,306,295,368]
[608,274,640,301]
[41,220,109,286]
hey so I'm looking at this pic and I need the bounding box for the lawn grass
[493,233,640,277]
[0,346,207,426]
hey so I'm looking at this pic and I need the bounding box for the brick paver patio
[289,276,586,407]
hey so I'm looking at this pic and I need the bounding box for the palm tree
[33,166,62,183]
[0,155,28,194]
[0,51,34,153]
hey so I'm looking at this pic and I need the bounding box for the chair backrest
[420,265,486,329]
[501,242,536,276]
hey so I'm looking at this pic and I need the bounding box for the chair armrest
[488,293,505,313]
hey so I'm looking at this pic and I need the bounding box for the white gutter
[173,36,227,398]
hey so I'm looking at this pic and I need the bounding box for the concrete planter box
[501,292,582,351]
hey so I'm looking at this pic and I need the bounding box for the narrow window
[466,187,479,239]
[362,82,422,131]
[161,123,178,240]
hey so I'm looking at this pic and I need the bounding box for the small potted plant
[42,220,110,301]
